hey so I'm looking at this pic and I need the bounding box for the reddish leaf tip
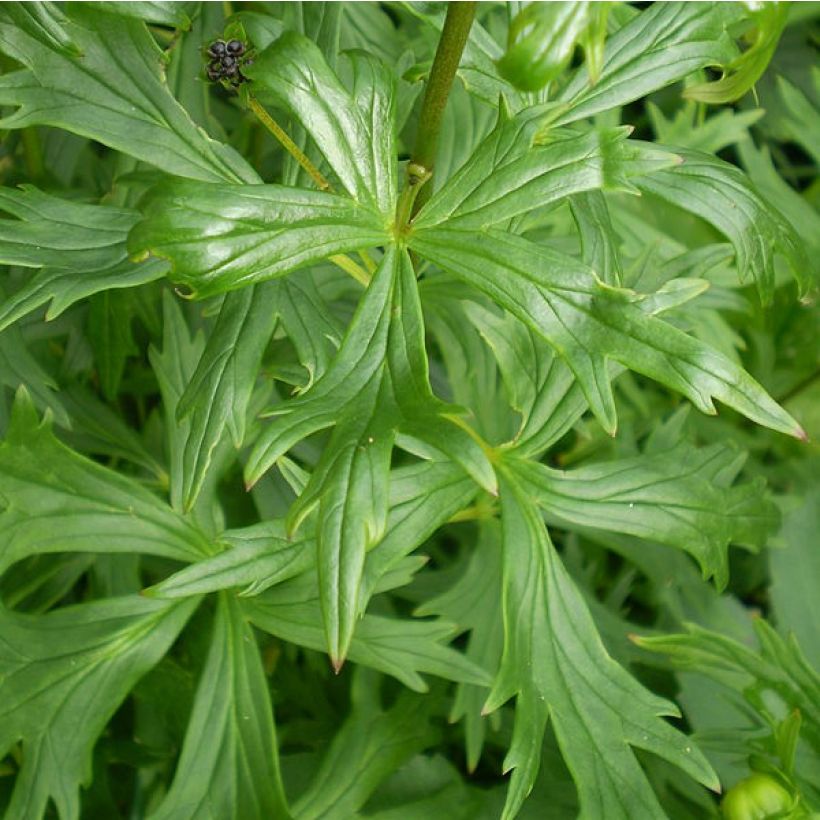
[330,656,345,674]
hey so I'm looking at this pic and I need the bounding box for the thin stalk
[246,95,330,191]
[245,94,377,283]
[409,1,476,220]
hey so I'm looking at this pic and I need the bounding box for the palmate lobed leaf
[128,180,390,299]
[0,186,167,332]
[0,388,211,573]
[487,471,719,820]
[246,247,493,665]
[0,2,253,183]
[0,594,198,820]
[509,442,779,591]
[410,227,804,440]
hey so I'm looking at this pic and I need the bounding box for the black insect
[204,38,252,88]
[207,40,227,58]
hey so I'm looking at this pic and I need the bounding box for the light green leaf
[92,1,196,29]
[150,594,291,820]
[0,186,166,332]
[557,3,740,125]
[0,595,197,820]
[486,473,719,819]
[684,3,788,105]
[247,31,397,215]
[497,2,592,92]
[569,190,623,286]
[635,146,814,302]
[0,3,253,182]
[636,619,820,753]
[509,442,780,590]
[461,301,589,455]
[128,179,390,298]
[411,227,803,439]
[248,248,493,663]
[413,108,679,230]
[147,521,314,600]
[0,387,210,573]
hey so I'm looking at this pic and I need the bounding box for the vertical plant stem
[410,1,476,219]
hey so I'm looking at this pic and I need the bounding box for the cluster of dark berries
[205,39,252,87]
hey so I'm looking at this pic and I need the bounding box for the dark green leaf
[247,31,397,215]
[149,594,291,820]
[0,595,196,820]
[0,3,253,182]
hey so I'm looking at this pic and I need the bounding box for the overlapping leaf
[0,595,197,820]
[509,442,779,590]
[128,180,390,298]
[411,227,803,438]
[0,388,210,573]
[485,472,719,819]
[0,186,166,332]
[413,106,679,230]
[635,146,816,303]
[149,594,291,820]
[246,248,493,664]
[246,32,397,216]
[0,2,253,182]
[556,3,741,125]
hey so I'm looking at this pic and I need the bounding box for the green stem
[246,94,330,191]
[410,1,476,219]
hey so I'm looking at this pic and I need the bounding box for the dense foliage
[0,2,818,818]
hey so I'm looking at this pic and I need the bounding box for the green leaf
[246,585,491,693]
[0,595,197,820]
[417,522,504,772]
[0,186,166,332]
[497,2,592,92]
[635,146,814,302]
[174,283,279,511]
[128,179,390,298]
[684,3,788,104]
[146,520,314,600]
[0,3,254,182]
[411,227,804,439]
[770,488,820,669]
[635,619,820,754]
[149,594,291,820]
[87,289,137,401]
[292,685,436,820]
[509,442,779,591]
[569,190,623,286]
[412,109,679,230]
[556,3,740,125]
[0,387,210,573]
[774,72,820,165]
[461,301,590,456]
[486,472,719,819]
[247,31,397,215]
[248,248,493,663]
[91,1,196,29]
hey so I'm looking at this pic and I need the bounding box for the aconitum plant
[0,2,818,819]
